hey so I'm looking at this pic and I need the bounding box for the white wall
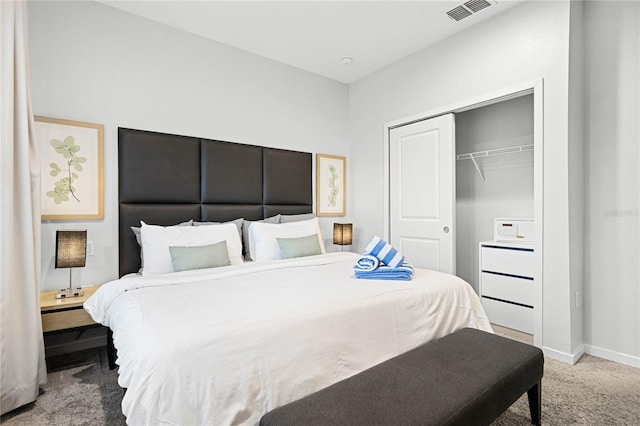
[28,1,350,291]
[455,95,534,293]
[568,0,585,354]
[349,1,579,358]
[584,1,639,366]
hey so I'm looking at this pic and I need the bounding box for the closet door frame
[383,79,544,348]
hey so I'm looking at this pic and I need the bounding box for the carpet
[2,346,639,425]
[1,349,125,426]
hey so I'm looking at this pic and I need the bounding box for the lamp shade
[55,230,87,268]
[333,223,353,246]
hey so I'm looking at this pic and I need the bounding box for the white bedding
[84,252,492,425]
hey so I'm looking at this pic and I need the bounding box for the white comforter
[84,252,492,426]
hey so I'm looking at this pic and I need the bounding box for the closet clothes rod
[456,144,534,182]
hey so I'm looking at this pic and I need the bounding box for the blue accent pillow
[277,234,322,259]
[169,241,230,272]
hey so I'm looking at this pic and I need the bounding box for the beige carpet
[493,354,640,425]
[2,342,639,425]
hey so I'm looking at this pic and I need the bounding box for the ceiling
[98,0,525,84]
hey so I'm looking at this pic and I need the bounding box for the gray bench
[260,328,543,426]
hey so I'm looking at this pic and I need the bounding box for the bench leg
[527,381,541,425]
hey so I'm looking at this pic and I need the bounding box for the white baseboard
[542,344,585,365]
[584,344,640,368]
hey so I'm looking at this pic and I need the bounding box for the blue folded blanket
[365,236,405,268]
[354,254,379,271]
[353,262,415,281]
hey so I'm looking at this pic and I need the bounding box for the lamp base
[56,288,85,299]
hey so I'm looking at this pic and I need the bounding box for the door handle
[443,226,450,234]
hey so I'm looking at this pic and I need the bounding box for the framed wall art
[316,153,346,217]
[35,116,104,220]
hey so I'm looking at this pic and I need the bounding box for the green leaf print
[46,136,85,203]
[327,165,340,208]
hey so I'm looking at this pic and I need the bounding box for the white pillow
[140,222,243,275]
[131,220,192,272]
[249,218,326,262]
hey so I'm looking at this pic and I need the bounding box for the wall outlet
[87,240,94,256]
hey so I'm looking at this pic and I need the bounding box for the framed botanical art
[316,153,346,217]
[35,116,104,220]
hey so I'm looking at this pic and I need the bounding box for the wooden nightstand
[40,285,115,369]
[40,285,99,332]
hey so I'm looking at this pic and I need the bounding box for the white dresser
[479,240,535,334]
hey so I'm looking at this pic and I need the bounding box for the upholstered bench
[260,327,543,426]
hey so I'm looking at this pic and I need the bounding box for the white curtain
[0,0,47,415]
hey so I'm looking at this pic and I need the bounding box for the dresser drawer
[481,272,534,307]
[481,297,534,334]
[481,246,534,277]
[41,308,95,333]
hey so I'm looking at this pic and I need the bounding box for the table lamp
[333,223,353,252]
[55,230,87,299]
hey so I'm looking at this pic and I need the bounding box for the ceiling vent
[464,0,492,13]
[446,0,493,22]
[446,5,473,21]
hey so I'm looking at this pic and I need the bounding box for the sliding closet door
[389,114,455,273]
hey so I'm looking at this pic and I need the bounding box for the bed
[84,128,492,425]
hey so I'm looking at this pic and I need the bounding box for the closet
[455,95,535,334]
[388,93,536,335]
[455,95,534,293]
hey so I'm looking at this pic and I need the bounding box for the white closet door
[389,114,455,273]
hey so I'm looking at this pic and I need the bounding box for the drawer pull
[481,270,533,281]
[482,295,533,309]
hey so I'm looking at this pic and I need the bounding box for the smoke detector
[446,0,493,22]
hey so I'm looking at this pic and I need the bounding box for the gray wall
[583,0,639,366]
[29,1,350,291]
[568,0,585,354]
[455,95,534,294]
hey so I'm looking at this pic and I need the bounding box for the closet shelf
[456,144,534,161]
[456,144,534,182]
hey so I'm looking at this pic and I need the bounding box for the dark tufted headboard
[118,128,312,277]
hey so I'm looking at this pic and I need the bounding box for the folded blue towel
[365,236,404,268]
[354,263,415,281]
[354,254,379,271]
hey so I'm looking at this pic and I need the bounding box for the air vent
[464,0,492,13]
[446,0,493,22]
[446,5,473,21]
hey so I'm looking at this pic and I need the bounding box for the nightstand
[40,285,99,332]
[40,285,115,369]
